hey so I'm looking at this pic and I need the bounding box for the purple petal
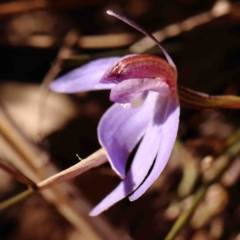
[50,57,120,93]
[90,93,174,216]
[89,178,131,216]
[110,78,170,104]
[129,95,180,200]
[98,92,158,179]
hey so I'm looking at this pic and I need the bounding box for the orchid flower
[50,10,180,216]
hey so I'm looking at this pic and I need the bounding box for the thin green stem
[165,184,209,240]
[0,188,35,211]
[165,139,240,240]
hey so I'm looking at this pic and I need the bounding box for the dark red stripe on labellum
[100,54,177,92]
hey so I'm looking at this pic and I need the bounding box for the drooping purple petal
[90,93,173,216]
[110,78,170,104]
[89,178,130,216]
[98,92,158,179]
[50,57,120,93]
[129,95,180,201]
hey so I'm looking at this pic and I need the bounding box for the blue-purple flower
[50,10,180,216]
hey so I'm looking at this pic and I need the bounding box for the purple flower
[50,10,180,216]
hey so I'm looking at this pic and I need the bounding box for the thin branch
[0,160,36,188]
[0,107,41,174]
[0,0,110,15]
[0,148,107,211]
[37,30,78,140]
[0,188,34,211]
[129,0,232,53]
[165,136,240,240]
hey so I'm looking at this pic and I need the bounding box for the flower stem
[178,85,240,109]
[0,188,34,211]
[165,138,240,240]
[0,148,107,211]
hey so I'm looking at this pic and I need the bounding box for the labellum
[101,54,177,92]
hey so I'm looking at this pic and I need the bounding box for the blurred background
[0,0,240,239]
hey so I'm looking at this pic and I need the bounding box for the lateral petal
[50,57,120,93]
[90,93,170,216]
[98,92,158,179]
[129,95,180,201]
